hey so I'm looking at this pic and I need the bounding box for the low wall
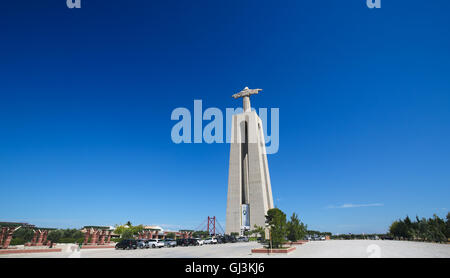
[251,246,296,254]
[81,244,115,249]
[288,240,308,245]
[0,248,62,255]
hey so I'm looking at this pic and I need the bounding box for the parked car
[203,238,218,244]
[164,238,177,248]
[144,240,152,248]
[115,239,138,250]
[186,238,201,246]
[137,239,147,249]
[237,236,249,242]
[224,235,237,243]
[147,239,164,248]
[320,236,326,241]
[176,238,189,246]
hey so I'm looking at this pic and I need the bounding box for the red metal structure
[207,216,216,236]
[194,217,224,235]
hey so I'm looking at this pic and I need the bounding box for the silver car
[137,239,147,249]
[164,238,177,248]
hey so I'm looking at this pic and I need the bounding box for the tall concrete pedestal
[226,87,274,236]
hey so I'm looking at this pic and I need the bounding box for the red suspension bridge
[192,216,225,236]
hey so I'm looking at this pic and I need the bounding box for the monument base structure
[226,87,274,236]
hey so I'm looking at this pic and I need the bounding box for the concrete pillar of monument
[243,96,251,112]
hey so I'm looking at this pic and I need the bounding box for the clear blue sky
[1,0,449,234]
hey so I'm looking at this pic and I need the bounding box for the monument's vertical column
[226,87,274,236]
[226,114,243,235]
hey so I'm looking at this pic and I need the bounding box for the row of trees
[306,230,332,237]
[330,233,387,240]
[251,208,308,248]
[114,222,146,239]
[113,222,178,239]
[389,213,450,243]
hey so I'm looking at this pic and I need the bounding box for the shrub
[166,232,176,239]
[58,237,84,244]
[251,225,266,241]
[47,230,64,244]
[9,238,26,246]
[12,228,34,242]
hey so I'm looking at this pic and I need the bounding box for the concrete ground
[1,240,449,258]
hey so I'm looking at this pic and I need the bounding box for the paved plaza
[1,240,449,258]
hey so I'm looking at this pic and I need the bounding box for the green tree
[266,208,287,248]
[62,229,84,239]
[403,216,413,240]
[131,224,144,236]
[446,212,450,239]
[427,214,446,242]
[389,219,408,239]
[417,217,428,241]
[47,230,63,246]
[166,232,176,239]
[388,213,449,243]
[286,213,307,242]
[114,223,143,239]
[12,228,35,242]
[114,225,127,236]
[251,225,266,241]
[193,231,210,238]
[121,229,134,239]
